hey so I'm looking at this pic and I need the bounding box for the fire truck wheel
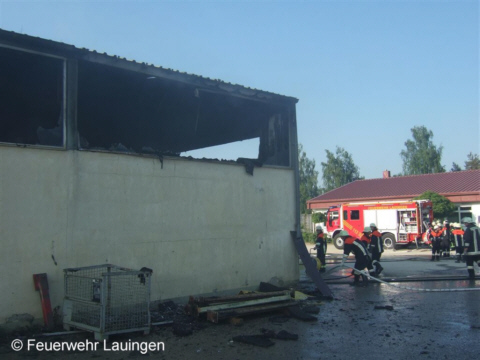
[333,235,344,250]
[382,233,396,250]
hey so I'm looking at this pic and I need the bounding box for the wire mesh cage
[63,264,151,340]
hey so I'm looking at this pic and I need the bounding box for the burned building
[0,29,303,322]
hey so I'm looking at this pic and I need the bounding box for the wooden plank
[206,301,295,323]
[191,290,292,306]
[196,294,292,314]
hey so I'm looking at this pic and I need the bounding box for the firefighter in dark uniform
[430,224,443,261]
[369,223,384,275]
[462,217,480,279]
[441,220,452,257]
[361,226,376,276]
[314,225,327,273]
[426,222,434,245]
[339,230,370,286]
[451,222,465,263]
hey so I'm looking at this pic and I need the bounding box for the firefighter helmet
[462,217,474,224]
[316,225,323,232]
[363,226,372,233]
[370,223,377,229]
[338,230,349,237]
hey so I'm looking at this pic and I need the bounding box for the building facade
[0,29,301,322]
[307,170,480,224]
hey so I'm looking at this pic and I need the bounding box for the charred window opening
[182,138,260,161]
[77,61,291,167]
[0,46,65,147]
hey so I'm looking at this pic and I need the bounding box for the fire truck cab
[325,200,433,250]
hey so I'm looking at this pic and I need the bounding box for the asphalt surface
[300,244,480,360]
[310,243,475,280]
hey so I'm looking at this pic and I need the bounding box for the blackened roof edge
[0,28,299,105]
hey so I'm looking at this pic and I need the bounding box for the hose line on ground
[336,264,480,292]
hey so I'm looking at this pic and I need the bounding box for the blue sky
[0,0,478,181]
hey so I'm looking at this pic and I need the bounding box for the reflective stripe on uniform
[354,241,367,256]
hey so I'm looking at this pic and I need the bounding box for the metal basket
[63,264,151,340]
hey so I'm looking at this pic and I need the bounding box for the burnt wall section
[259,114,290,167]
[0,46,65,147]
[76,60,292,166]
[0,29,297,168]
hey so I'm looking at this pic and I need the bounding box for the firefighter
[360,226,371,248]
[441,220,452,257]
[462,217,480,280]
[426,222,434,244]
[314,225,327,273]
[339,230,370,286]
[430,224,443,261]
[451,222,465,263]
[361,226,376,276]
[369,223,384,275]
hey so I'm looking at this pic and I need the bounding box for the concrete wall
[0,147,298,322]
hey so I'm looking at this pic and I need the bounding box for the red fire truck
[325,200,434,250]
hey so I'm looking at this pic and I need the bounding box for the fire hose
[327,263,480,292]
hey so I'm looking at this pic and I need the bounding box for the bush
[312,212,326,223]
[413,191,456,220]
[303,232,333,244]
[302,232,316,244]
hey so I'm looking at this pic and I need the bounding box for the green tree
[451,162,462,172]
[465,152,480,170]
[312,212,326,223]
[298,144,319,214]
[400,126,445,175]
[321,146,363,192]
[413,191,456,221]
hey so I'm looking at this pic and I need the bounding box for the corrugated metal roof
[308,170,480,204]
[0,28,298,104]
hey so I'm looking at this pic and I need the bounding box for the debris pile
[150,300,179,325]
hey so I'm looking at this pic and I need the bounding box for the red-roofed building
[307,169,480,223]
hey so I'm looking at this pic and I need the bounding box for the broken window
[76,60,291,167]
[0,46,65,147]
